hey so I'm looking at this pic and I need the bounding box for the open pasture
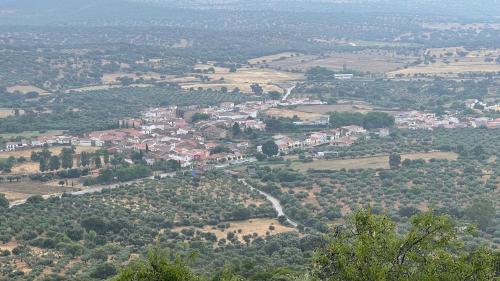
[0,181,76,202]
[6,85,48,94]
[0,145,99,159]
[181,67,302,93]
[388,47,500,76]
[264,50,418,73]
[264,108,327,121]
[291,151,458,171]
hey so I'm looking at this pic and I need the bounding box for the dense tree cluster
[329,111,395,129]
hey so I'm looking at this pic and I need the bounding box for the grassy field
[0,130,64,140]
[181,66,303,93]
[101,71,177,84]
[264,108,328,121]
[6,85,48,94]
[293,100,399,115]
[291,151,458,171]
[263,50,417,73]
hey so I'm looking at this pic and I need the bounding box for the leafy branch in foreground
[311,210,498,281]
[111,246,198,281]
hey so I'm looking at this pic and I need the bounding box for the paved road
[281,85,296,101]
[239,179,298,227]
[9,172,175,208]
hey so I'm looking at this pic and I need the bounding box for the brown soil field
[0,240,18,251]
[173,218,296,243]
[264,108,327,121]
[0,181,77,201]
[292,151,458,171]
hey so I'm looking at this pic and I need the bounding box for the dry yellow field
[101,72,178,84]
[265,108,327,121]
[173,218,296,243]
[181,67,302,93]
[65,84,153,93]
[0,146,99,159]
[248,52,300,65]
[101,66,301,94]
[388,48,500,76]
[292,152,458,171]
[6,85,48,94]
[10,162,40,174]
[0,181,76,202]
[295,102,377,114]
[0,108,16,118]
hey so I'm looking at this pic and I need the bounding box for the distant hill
[0,0,498,26]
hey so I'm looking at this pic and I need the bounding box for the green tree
[262,140,279,157]
[166,159,181,172]
[80,152,91,167]
[268,91,282,100]
[0,193,8,208]
[39,157,48,172]
[465,199,496,231]
[60,147,74,169]
[90,262,117,279]
[250,83,263,95]
[389,153,401,169]
[112,246,198,281]
[312,210,498,281]
[94,154,102,168]
[191,113,210,123]
[49,155,61,171]
[232,123,241,137]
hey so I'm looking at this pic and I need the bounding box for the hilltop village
[1,95,498,185]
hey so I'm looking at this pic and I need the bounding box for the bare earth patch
[173,218,296,242]
[0,181,76,202]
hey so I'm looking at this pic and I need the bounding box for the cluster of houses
[395,111,500,130]
[464,99,500,112]
[1,98,330,169]
[258,125,367,155]
[4,97,497,171]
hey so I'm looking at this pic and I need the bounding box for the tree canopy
[312,210,498,281]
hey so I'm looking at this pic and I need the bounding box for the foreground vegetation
[111,211,499,281]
